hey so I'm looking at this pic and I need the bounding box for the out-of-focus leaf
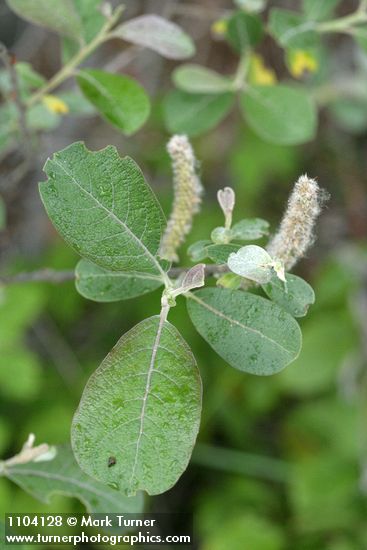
[226,11,263,52]
[278,311,357,396]
[27,104,61,131]
[113,15,195,59]
[39,142,167,276]
[303,0,342,21]
[330,98,367,134]
[6,0,83,40]
[173,64,233,94]
[0,196,6,230]
[234,0,267,13]
[0,347,42,401]
[77,69,150,135]
[57,91,95,116]
[72,317,202,496]
[75,259,162,302]
[187,240,212,261]
[262,273,315,317]
[241,85,317,145]
[187,288,301,375]
[269,9,318,49]
[231,218,269,240]
[4,445,144,513]
[164,91,234,136]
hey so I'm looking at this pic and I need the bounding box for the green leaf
[187,240,212,261]
[113,15,195,60]
[61,0,106,61]
[77,69,150,135]
[262,273,315,318]
[303,0,342,22]
[173,64,233,94]
[6,0,83,40]
[72,316,202,496]
[39,142,167,277]
[234,0,267,13]
[0,347,42,401]
[241,85,317,145]
[75,259,162,302]
[4,445,144,513]
[226,11,263,52]
[27,104,61,131]
[231,218,269,240]
[164,91,235,137]
[228,245,273,284]
[0,196,6,230]
[187,288,301,375]
[269,8,318,49]
[206,244,241,264]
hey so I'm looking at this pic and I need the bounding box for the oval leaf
[228,245,273,284]
[113,15,195,59]
[39,142,167,277]
[4,444,143,513]
[231,218,269,240]
[6,0,82,39]
[206,244,241,264]
[164,91,235,137]
[75,259,163,302]
[262,273,315,318]
[268,8,318,49]
[187,288,302,375]
[173,64,233,94]
[241,85,317,145]
[72,316,202,496]
[226,11,263,52]
[77,69,150,135]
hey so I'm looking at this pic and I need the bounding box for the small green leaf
[206,244,241,264]
[187,240,212,261]
[164,91,235,137]
[4,445,144,513]
[6,0,83,40]
[269,8,318,49]
[77,69,150,135]
[231,218,269,240]
[61,0,106,61]
[262,273,315,317]
[113,15,195,59]
[187,288,301,375]
[75,259,162,302]
[72,317,202,496]
[216,273,242,289]
[226,11,263,52]
[173,64,233,94]
[39,142,167,276]
[303,0,342,22]
[241,85,317,145]
[211,226,233,245]
[228,245,273,284]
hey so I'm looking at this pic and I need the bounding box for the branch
[0,264,228,286]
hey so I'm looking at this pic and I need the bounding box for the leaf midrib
[52,157,165,278]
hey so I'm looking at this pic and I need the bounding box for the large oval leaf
[187,288,301,375]
[241,85,317,145]
[75,259,162,302]
[113,15,195,60]
[77,69,150,135]
[72,316,202,496]
[39,142,167,277]
[4,445,143,513]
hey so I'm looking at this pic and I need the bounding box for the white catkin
[267,175,322,270]
[159,135,203,263]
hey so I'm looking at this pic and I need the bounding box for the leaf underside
[72,316,202,496]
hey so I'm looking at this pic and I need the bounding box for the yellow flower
[42,94,69,115]
[288,50,318,78]
[211,18,228,37]
[249,54,277,86]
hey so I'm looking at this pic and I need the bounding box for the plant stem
[318,10,367,33]
[232,52,250,91]
[191,443,289,483]
[26,8,123,107]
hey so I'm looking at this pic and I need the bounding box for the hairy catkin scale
[267,175,322,270]
[159,135,203,263]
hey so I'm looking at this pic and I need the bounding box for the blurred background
[1,0,367,548]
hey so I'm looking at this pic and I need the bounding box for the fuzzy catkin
[267,175,322,270]
[159,135,202,263]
